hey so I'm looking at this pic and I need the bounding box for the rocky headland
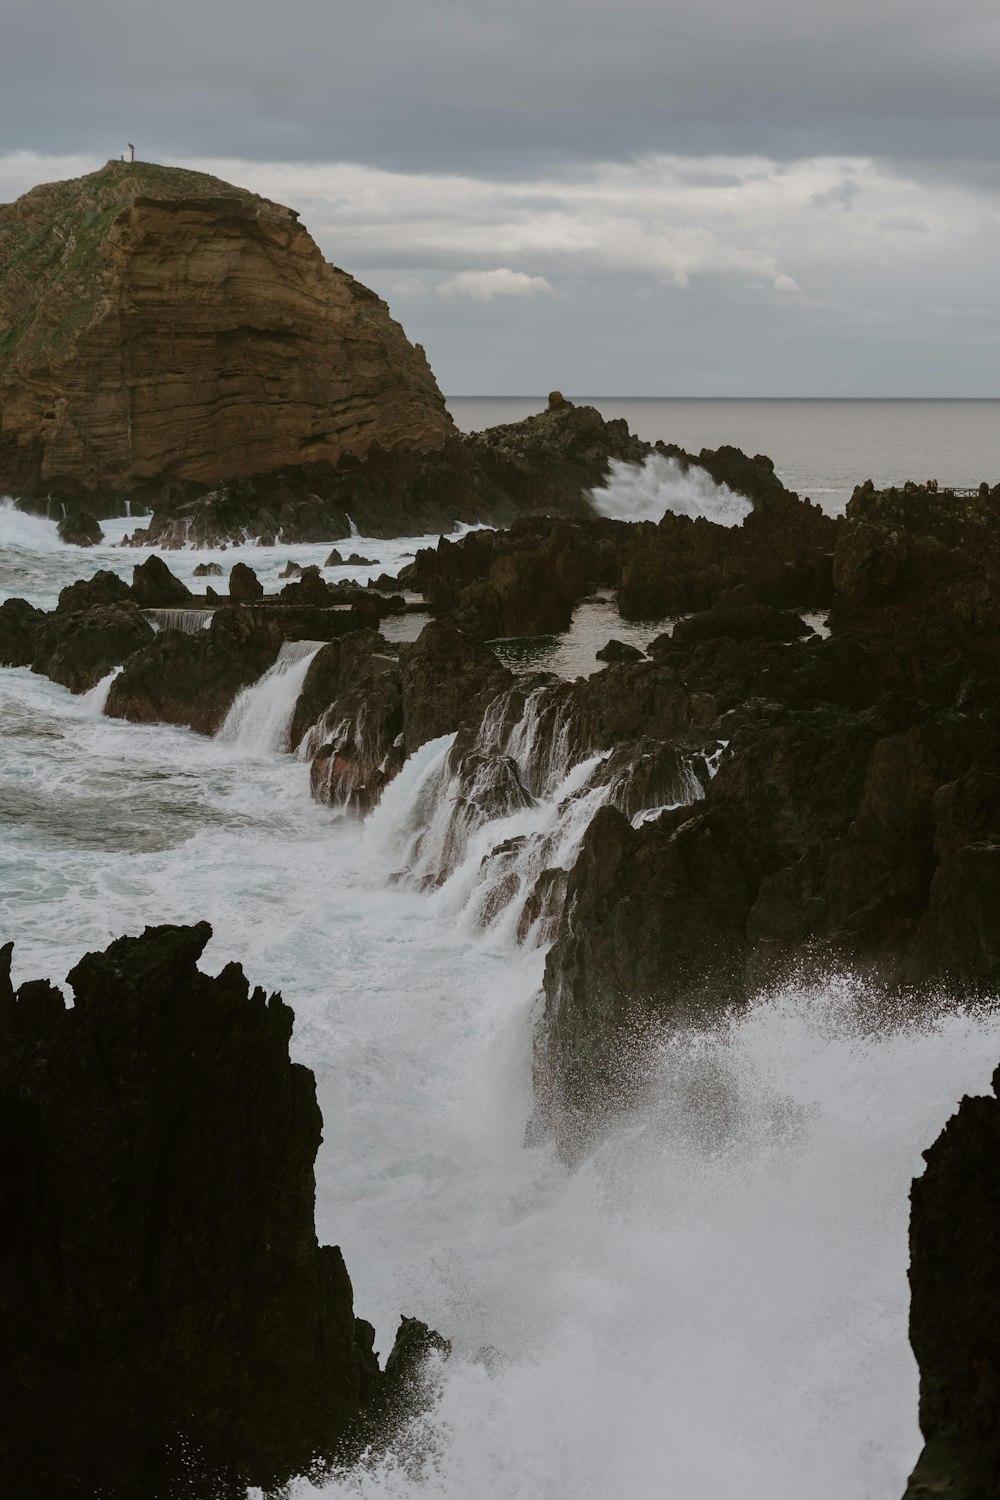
[0,923,445,1497]
[0,160,451,529]
[0,162,841,547]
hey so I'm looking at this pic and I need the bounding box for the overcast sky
[3,0,1000,394]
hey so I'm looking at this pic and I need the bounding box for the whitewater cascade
[590,452,754,526]
[143,608,215,633]
[364,679,713,946]
[218,641,323,754]
[80,666,123,715]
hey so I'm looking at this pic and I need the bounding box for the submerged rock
[0,923,399,1495]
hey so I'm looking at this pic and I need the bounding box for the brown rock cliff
[0,160,452,501]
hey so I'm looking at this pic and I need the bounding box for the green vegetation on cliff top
[0,160,281,367]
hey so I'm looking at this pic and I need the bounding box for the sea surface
[2,445,999,1497]
[451,396,1000,514]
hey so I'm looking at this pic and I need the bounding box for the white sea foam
[217,641,323,754]
[79,665,122,715]
[0,497,64,553]
[590,453,753,526]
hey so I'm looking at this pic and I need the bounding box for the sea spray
[591,452,753,526]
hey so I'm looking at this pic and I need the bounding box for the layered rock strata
[0,160,451,510]
[0,923,442,1496]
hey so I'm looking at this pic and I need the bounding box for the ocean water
[451,397,1000,514]
[1,455,997,1496]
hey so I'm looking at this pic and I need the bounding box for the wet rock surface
[56,509,104,546]
[0,597,46,667]
[904,1066,1000,1499]
[0,923,438,1497]
[531,483,1000,1148]
[106,606,285,734]
[32,601,155,694]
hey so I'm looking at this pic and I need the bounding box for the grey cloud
[810,180,861,212]
[3,0,1000,174]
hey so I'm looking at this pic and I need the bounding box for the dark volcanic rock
[596,637,645,662]
[32,602,156,693]
[534,804,757,1149]
[904,1066,1000,1499]
[0,597,46,667]
[56,569,132,614]
[229,560,264,602]
[670,603,813,646]
[131,555,193,608]
[616,500,836,621]
[833,481,1000,640]
[106,606,283,733]
[56,509,103,546]
[292,630,403,815]
[193,560,223,577]
[399,619,512,751]
[280,565,332,606]
[0,923,383,1496]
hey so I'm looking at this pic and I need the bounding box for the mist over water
[590,453,753,526]
[2,496,996,1497]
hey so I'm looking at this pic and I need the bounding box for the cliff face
[0,160,452,500]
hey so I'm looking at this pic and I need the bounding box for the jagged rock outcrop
[0,159,452,511]
[0,923,406,1496]
[131,554,193,608]
[904,1067,1000,1499]
[291,620,514,816]
[531,484,1000,1148]
[399,619,513,751]
[31,601,155,693]
[615,494,836,620]
[56,568,132,614]
[0,597,45,666]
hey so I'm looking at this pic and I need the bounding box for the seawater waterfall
[218,642,324,754]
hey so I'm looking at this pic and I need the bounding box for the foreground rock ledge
[0,923,444,1497]
[905,1064,1000,1500]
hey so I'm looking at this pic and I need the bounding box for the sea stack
[0,160,452,505]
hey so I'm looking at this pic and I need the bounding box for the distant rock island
[0,159,451,508]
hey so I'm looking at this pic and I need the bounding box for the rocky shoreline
[5,414,1000,1491]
